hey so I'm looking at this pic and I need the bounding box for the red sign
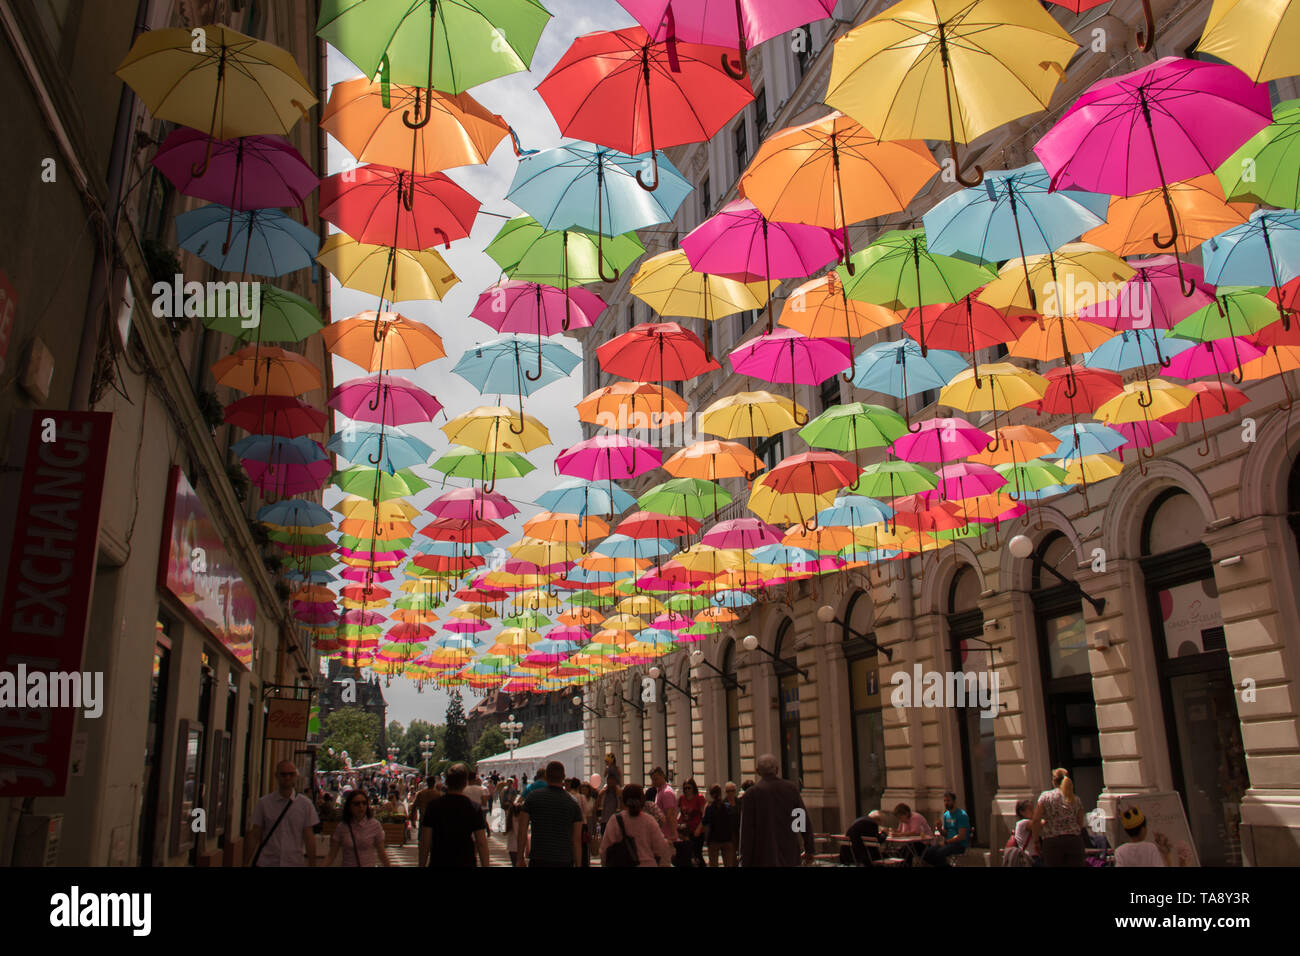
[157,467,256,669]
[265,698,310,741]
[0,410,112,797]
[0,270,15,373]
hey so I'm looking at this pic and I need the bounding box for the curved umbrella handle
[1137,376,1155,408]
[1152,185,1180,250]
[951,140,984,188]
[524,336,544,382]
[721,46,748,81]
[403,88,432,129]
[367,432,386,466]
[1136,0,1156,52]
[368,382,384,412]
[509,408,527,435]
[1196,417,1212,457]
[636,152,660,193]
[597,231,621,283]
[1063,368,1080,400]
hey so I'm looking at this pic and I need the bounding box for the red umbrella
[223,394,325,437]
[1033,364,1123,414]
[597,321,719,381]
[319,164,480,249]
[418,518,507,543]
[615,511,701,539]
[538,26,753,191]
[901,294,1035,381]
[1157,380,1250,456]
[764,451,861,496]
[341,584,392,603]
[412,553,485,574]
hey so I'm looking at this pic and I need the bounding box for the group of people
[843,790,972,867]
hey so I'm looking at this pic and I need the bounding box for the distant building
[467,690,582,749]
[317,660,389,758]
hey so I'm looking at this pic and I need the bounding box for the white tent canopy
[475,730,587,782]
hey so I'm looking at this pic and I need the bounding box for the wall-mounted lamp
[1091,626,1113,649]
[983,618,1000,631]
[1217,555,1243,568]
[817,604,893,661]
[742,634,810,681]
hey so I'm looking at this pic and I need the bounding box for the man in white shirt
[246,761,319,867]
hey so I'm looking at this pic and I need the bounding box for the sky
[321,0,639,731]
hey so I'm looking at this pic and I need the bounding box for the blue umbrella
[1052,423,1127,460]
[452,334,580,421]
[1202,210,1300,329]
[409,539,494,557]
[593,534,674,559]
[924,164,1109,311]
[259,499,332,527]
[231,434,327,465]
[1084,328,1193,372]
[564,565,618,584]
[535,477,637,517]
[507,143,692,280]
[850,338,968,414]
[633,629,678,649]
[817,494,895,527]
[284,569,337,584]
[751,544,818,565]
[176,203,319,277]
[711,590,756,608]
[327,423,433,470]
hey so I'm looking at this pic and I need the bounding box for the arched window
[948,565,993,846]
[1141,489,1246,866]
[842,591,885,816]
[774,619,802,784]
[1031,533,1102,810]
[723,640,741,785]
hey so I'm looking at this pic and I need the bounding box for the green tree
[472,724,507,761]
[393,719,441,769]
[317,708,381,770]
[444,690,470,762]
[520,723,547,747]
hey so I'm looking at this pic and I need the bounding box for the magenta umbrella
[1116,419,1177,451]
[243,458,331,496]
[1077,255,1216,365]
[728,327,851,424]
[890,417,992,467]
[341,566,396,584]
[293,603,339,624]
[682,198,844,330]
[620,0,837,78]
[651,611,693,631]
[1163,336,1264,386]
[556,434,662,480]
[702,517,782,549]
[471,280,606,338]
[152,129,319,252]
[426,487,519,521]
[933,462,1008,500]
[338,546,407,563]
[342,609,387,627]
[546,625,594,642]
[329,374,443,425]
[1034,57,1271,293]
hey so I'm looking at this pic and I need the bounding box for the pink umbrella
[619,0,838,78]
[728,327,851,425]
[890,417,992,463]
[682,199,844,330]
[556,434,662,480]
[1163,337,1264,383]
[1078,256,1217,365]
[1034,57,1271,293]
[243,459,331,496]
[341,567,396,584]
[1116,419,1177,450]
[444,619,491,634]
[471,280,606,336]
[546,625,593,642]
[933,462,1008,500]
[651,612,693,631]
[702,517,782,549]
[338,547,406,562]
[1159,380,1250,456]
[426,486,519,521]
[329,374,443,425]
[342,609,386,627]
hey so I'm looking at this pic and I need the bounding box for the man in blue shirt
[923,791,970,867]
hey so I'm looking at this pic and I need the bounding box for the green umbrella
[201,283,323,343]
[1168,290,1278,342]
[1217,99,1300,209]
[395,595,440,610]
[664,593,709,613]
[849,460,938,499]
[503,610,550,629]
[268,529,334,546]
[485,216,645,288]
[680,621,720,636]
[579,642,625,657]
[569,591,615,608]
[837,229,995,354]
[339,533,415,551]
[996,459,1070,498]
[332,465,428,499]
[638,477,732,521]
[799,402,908,469]
[317,0,552,96]
[292,553,341,572]
[431,445,535,484]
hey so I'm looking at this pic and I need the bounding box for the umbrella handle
[1136,0,1156,52]
[368,382,384,412]
[1196,417,1211,457]
[1280,365,1294,410]
[1152,186,1180,251]
[635,148,660,193]
[524,344,544,382]
[951,141,984,188]
[1063,369,1080,399]
[403,88,433,129]
[597,232,621,283]
[1137,377,1154,408]
[367,432,385,466]
[721,23,749,81]
[434,226,450,251]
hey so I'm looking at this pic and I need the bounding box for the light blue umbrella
[633,629,678,649]
[851,337,968,400]
[711,590,756,608]
[536,477,637,517]
[176,203,319,277]
[1083,328,1193,372]
[1202,211,1300,327]
[327,423,433,470]
[452,334,580,398]
[507,143,692,275]
[231,434,327,465]
[1052,423,1127,460]
[1015,482,1076,501]
[410,539,494,557]
[817,494,895,527]
[593,534,674,559]
[563,565,618,584]
[260,499,332,526]
[751,544,818,565]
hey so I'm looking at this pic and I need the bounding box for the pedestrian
[565,778,592,867]
[598,769,621,834]
[736,754,815,867]
[410,775,441,830]
[419,763,490,868]
[1031,768,1087,867]
[505,797,525,866]
[325,789,391,867]
[600,783,672,867]
[464,772,486,814]
[245,761,319,867]
[1114,806,1167,867]
[524,768,547,795]
[678,779,707,867]
[604,752,621,786]
[702,784,738,867]
[648,767,679,860]
[519,761,584,867]
[922,791,970,867]
[578,781,599,860]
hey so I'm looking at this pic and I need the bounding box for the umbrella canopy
[329,375,443,426]
[471,281,606,337]
[153,129,318,211]
[1196,0,1300,82]
[176,205,319,277]
[322,312,446,372]
[578,382,688,431]
[663,440,764,480]
[442,405,551,454]
[1083,175,1252,256]
[317,234,459,302]
[224,394,326,437]
[597,321,719,381]
[699,391,806,439]
[630,250,776,326]
[212,345,322,395]
[485,216,646,286]
[1217,99,1300,209]
[556,435,662,480]
[319,165,481,249]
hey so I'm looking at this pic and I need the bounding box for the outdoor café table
[883,835,930,865]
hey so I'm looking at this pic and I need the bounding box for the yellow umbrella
[630,249,776,321]
[518,589,563,610]
[979,243,1135,318]
[939,363,1048,414]
[450,603,496,619]
[316,234,459,303]
[748,480,836,525]
[442,405,550,454]
[674,545,745,573]
[1095,379,1194,423]
[825,0,1076,185]
[1197,0,1300,82]
[700,391,807,439]
[616,595,664,616]
[510,537,583,564]
[1059,454,1125,485]
[600,613,646,632]
[496,627,543,646]
[333,496,421,523]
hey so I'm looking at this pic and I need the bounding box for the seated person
[922,791,969,867]
[1004,798,1042,866]
[845,810,884,865]
[1114,807,1166,867]
[887,802,931,863]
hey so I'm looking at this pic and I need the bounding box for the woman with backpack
[600,783,672,867]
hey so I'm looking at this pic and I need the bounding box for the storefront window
[949,566,994,846]
[723,641,741,785]
[843,591,885,817]
[774,620,802,785]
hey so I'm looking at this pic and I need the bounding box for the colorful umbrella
[176,205,319,277]
[319,165,481,248]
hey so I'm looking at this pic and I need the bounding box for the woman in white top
[325,790,391,867]
[1031,768,1086,867]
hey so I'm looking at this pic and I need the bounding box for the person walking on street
[598,769,622,834]
[519,761,583,867]
[410,776,441,830]
[648,768,679,862]
[678,779,707,867]
[419,763,490,868]
[246,761,319,867]
[325,789,391,867]
[1032,768,1087,867]
[600,783,672,867]
[703,785,738,867]
[737,754,815,867]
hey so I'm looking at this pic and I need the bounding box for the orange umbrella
[664,439,764,481]
[740,111,939,270]
[211,345,321,396]
[338,518,416,540]
[392,608,439,624]
[558,607,605,627]
[523,512,610,545]
[577,381,688,431]
[779,271,900,342]
[321,312,446,372]
[320,76,510,175]
[967,425,1059,466]
[1009,315,1115,362]
[1083,175,1254,255]
[782,524,857,551]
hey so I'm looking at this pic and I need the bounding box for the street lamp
[816,604,893,661]
[690,649,744,691]
[500,714,523,756]
[571,695,602,717]
[742,634,810,680]
[649,665,698,705]
[419,735,434,777]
